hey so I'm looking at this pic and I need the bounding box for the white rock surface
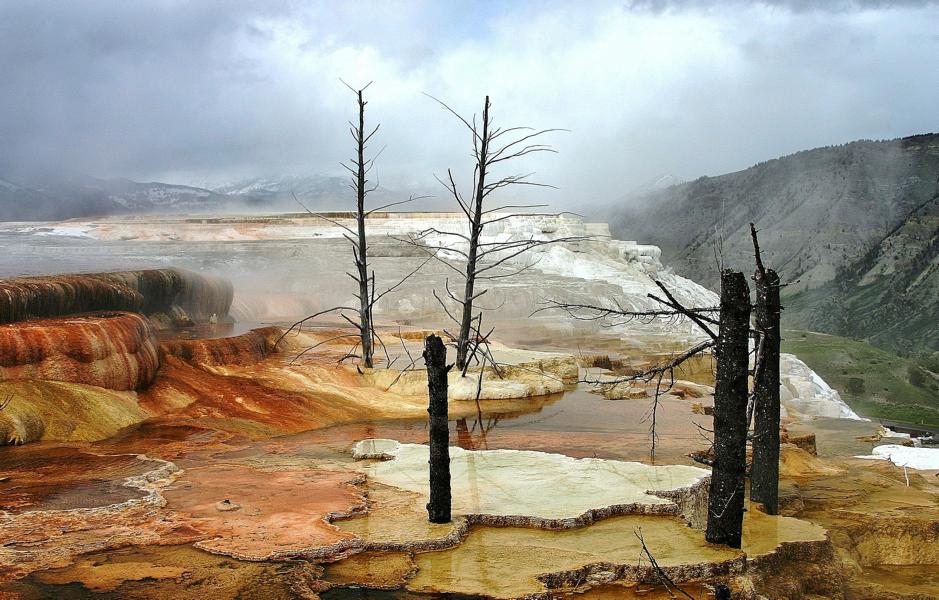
[780,353,863,420]
[856,444,939,471]
[351,439,709,521]
[18,213,717,341]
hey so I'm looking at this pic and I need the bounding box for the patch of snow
[855,444,939,470]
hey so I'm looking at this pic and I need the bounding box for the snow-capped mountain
[213,174,405,211]
[626,173,685,197]
[0,171,413,221]
[214,174,349,197]
[0,173,266,221]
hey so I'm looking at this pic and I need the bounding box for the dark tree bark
[408,94,574,374]
[750,267,781,514]
[454,96,490,371]
[353,88,375,369]
[424,334,452,523]
[714,583,732,600]
[706,269,751,548]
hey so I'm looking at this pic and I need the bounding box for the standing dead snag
[351,84,376,368]
[749,224,781,515]
[424,334,452,523]
[706,269,751,548]
[276,82,426,367]
[400,94,583,372]
[535,285,719,461]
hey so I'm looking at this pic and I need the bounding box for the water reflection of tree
[452,391,567,450]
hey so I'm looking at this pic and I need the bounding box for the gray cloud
[1,0,937,205]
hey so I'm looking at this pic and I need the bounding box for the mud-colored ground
[1,325,937,599]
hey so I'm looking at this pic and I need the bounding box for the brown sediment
[780,433,939,599]
[781,428,818,455]
[0,447,192,582]
[15,545,323,599]
[162,464,368,561]
[0,268,232,325]
[405,515,744,598]
[322,551,416,590]
[4,313,918,598]
[137,355,427,438]
[0,380,149,445]
[572,581,723,599]
[779,445,845,479]
[0,312,160,390]
[745,523,844,599]
[330,478,831,598]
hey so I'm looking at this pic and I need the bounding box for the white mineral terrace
[780,353,863,420]
[352,439,709,521]
[16,213,718,339]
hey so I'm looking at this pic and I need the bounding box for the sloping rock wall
[0,312,159,390]
[0,268,232,325]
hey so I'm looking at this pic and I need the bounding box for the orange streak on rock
[0,312,160,390]
[161,327,281,367]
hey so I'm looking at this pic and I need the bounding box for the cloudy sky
[1,0,937,204]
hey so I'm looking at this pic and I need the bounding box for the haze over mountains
[3,132,937,357]
[610,133,939,355]
[0,173,408,220]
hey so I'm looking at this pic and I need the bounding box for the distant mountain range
[608,133,939,355]
[0,173,405,221]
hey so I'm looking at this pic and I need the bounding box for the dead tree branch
[282,83,426,368]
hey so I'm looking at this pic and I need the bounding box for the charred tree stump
[424,334,452,523]
[750,268,781,514]
[706,270,751,548]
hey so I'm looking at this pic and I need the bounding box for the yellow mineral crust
[406,515,741,598]
[0,380,149,445]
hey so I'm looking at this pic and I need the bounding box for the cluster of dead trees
[424,222,783,552]
[280,86,580,375]
[282,83,783,554]
[534,223,782,547]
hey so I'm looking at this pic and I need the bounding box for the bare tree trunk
[455,96,490,372]
[706,269,751,548]
[750,268,781,514]
[354,89,374,369]
[424,334,451,523]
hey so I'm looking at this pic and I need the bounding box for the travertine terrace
[0,213,936,599]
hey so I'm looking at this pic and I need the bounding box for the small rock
[216,499,241,512]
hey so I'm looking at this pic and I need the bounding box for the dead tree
[535,281,719,460]
[542,273,756,547]
[276,82,426,368]
[350,84,376,368]
[705,270,751,548]
[635,528,697,600]
[541,272,756,549]
[425,334,452,523]
[749,224,781,515]
[400,95,585,372]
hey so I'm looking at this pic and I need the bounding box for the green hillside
[781,330,939,427]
